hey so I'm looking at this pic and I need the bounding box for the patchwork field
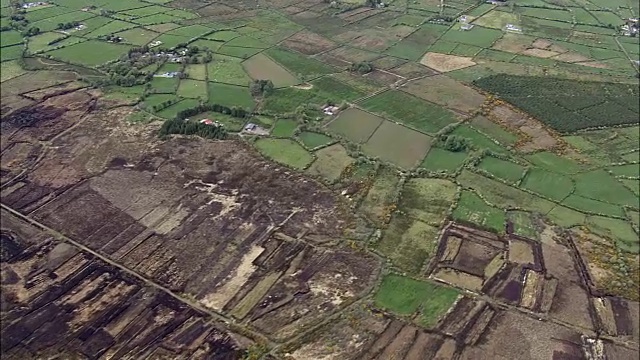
[1,0,639,359]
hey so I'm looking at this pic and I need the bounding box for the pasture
[419,148,468,174]
[207,83,254,110]
[45,40,132,66]
[254,138,313,169]
[306,144,354,182]
[362,121,432,169]
[207,55,251,86]
[452,190,505,233]
[298,132,333,149]
[176,79,207,99]
[328,108,384,143]
[477,157,525,185]
[243,53,299,88]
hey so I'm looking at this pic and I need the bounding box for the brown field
[490,104,559,152]
[281,29,337,55]
[420,52,476,72]
[326,46,381,63]
[401,74,485,114]
[362,120,432,169]
[389,61,437,78]
[243,53,300,87]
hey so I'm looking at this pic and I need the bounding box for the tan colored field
[362,120,432,169]
[243,53,299,87]
[420,52,476,72]
[402,74,485,113]
[492,33,537,54]
[522,48,559,58]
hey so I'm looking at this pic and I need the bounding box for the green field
[399,178,457,226]
[469,116,518,146]
[26,32,67,54]
[45,40,132,66]
[115,27,160,46]
[452,190,505,233]
[243,53,299,88]
[1,31,23,48]
[1,44,25,62]
[328,108,384,143]
[375,214,440,274]
[176,79,207,99]
[520,168,574,201]
[362,121,432,169]
[190,112,246,132]
[254,138,313,169]
[360,166,400,225]
[149,76,178,94]
[507,210,538,239]
[524,151,585,175]
[185,64,207,81]
[207,83,254,110]
[298,132,333,149]
[271,119,298,138]
[562,194,626,217]
[262,87,327,114]
[358,90,458,135]
[374,274,459,327]
[419,148,468,174]
[440,26,503,48]
[586,216,639,253]
[450,125,508,154]
[310,76,366,102]
[573,170,638,207]
[477,157,526,184]
[608,164,640,178]
[156,98,201,119]
[207,55,252,86]
[306,144,354,182]
[0,60,26,82]
[265,47,335,79]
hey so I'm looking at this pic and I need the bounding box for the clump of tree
[103,34,123,43]
[249,79,275,97]
[350,61,373,74]
[434,134,470,152]
[175,103,249,120]
[159,118,228,140]
[56,21,80,30]
[366,0,382,7]
[21,26,40,37]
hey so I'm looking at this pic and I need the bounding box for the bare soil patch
[420,52,476,72]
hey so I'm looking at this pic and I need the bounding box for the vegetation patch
[399,178,457,226]
[520,168,573,202]
[452,190,505,233]
[271,119,298,138]
[310,76,366,102]
[306,144,354,183]
[265,47,335,80]
[298,132,333,149]
[207,55,250,86]
[177,79,207,99]
[477,157,526,185]
[358,90,458,135]
[419,148,468,174]
[573,170,638,208]
[375,214,440,274]
[586,216,639,253]
[363,121,433,169]
[469,116,518,146]
[450,125,507,154]
[401,74,485,114]
[328,108,384,143]
[374,274,459,326]
[562,194,625,218]
[45,40,133,66]
[360,166,400,225]
[243,53,299,88]
[254,138,313,169]
[207,83,254,110]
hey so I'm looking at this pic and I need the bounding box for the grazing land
[1,0,639,359]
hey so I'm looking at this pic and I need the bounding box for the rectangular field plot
[375,213,441,274]
[573,170,638,208]
[165,24,212,38]
[359,166,401,225]
[374,274,459,327]
[520,168,574,202]
[45,40,132,66]
[207,55,251,86]
[561,194,625,218]
[149,76,178,93]
[306,144,354,183]
[207,83,254,110]
[358,90,458,135]
[1,31,23,48]
[298,132,333,149]
[261,87,327,114]
[114,27,160,46]
[450,125,508,154]
[477,157,525,185]
[266,47,336,78]
[156,98,201,119]
[254,138,313,169]
[328,108,384,143]
[176,79,207,99]
[469,116,518,145]
[419,148,468,174]
[362,121,432,169]
[310,76,366,102]
[586,216,639,253]
[399,178,457,226]
[85,20,138,38]
[401,74,485,114]
[243,53,299,88]
[271,119,298,138]
[190,112,246,132]
[439,26,503,48]
[185,64,207,80]
[452,190,505,233]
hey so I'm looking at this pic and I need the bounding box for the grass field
[176,79,207,99]
[156,98,201,119]
[207,83,254,110]
[452,190,505,233]
[298,132,333,149]
[469,116,518,145]
[586,216,639,253]
[375,214,440,274]
[419,148,468,174]
[242,53,299,88]
[457,170,556,214]
[254,138,313,169]
[358,90,458,135]
[85,19,137,38]
[310,76,366,102]
[114,27,160,46]
[477,157,525,184]
[360,166,400,225]
[401,74,485,114]
[166,24,212,38]
[0,44,24,62]
[506,210,538,239]
[207,55,251,86]
[266,47,335,79]
[0,60,26,82]
[26,32,67,53]
[185,64,207,81]
[399,178,457,226]
[521,168,574,202]
[149,77,178,94]
[608,164,639,178]
[561,194,626,217]
[140,93,179,111]
[450,125,508,154]
[328,108,384,143]
[31,10,95,32]
[363,121,432,169]
[306,144,354,182]
[374,274,458,327]
[262,87,327,114]
[573,170,638,207]
[271,119,298,138]
[1,30,23,48]
[190,112,246,132]
[45,40,132,66]
[440,25,503,48]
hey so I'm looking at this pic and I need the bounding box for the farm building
[461,24,475,31]
[22,2,47,9]
[323,105,340,116]
[155,71,181,78]
[505,24,522,32]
